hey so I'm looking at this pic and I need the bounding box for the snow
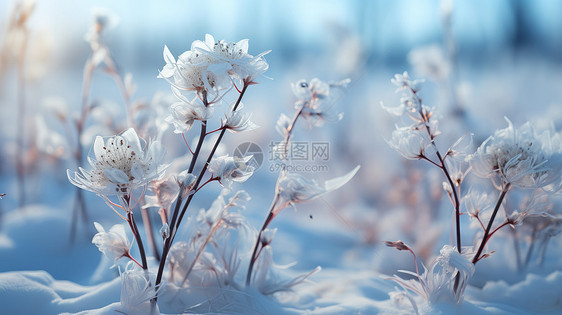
[1,1,562,314]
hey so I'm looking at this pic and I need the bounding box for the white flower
[468,118,562,190]
[275,113,291,136]
[165,87,214,134]
[463,188,495,219]
[208,155,255,187]
[158,34,269,94]
[120,269,159,315]
[67,128,167,196]
[92,222,130,263]
[159,43,231,93]
[408,45,451,82]
[274,166,360,215]
[387,126,427,160]
[224,103,259,133]
[260,228,277,246]
[193,34,270,81]
[390,71,424,92]
[291,78,349,127]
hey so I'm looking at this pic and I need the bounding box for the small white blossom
[274,166,360,215]
[275,113,292,136]
[260,228,277,246]
[208,155,255,187]
[387,126,427,160]
[291,78,349,127]
[408,45,451,82]
[391,71,425,92]
[92,222,130,263]
[67,128,167,196]
[166,88,214,134]
[463,188,495,220]
[468,118,562,190]
[224,103,259,133]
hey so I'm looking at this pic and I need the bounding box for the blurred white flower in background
[408,45,451,82]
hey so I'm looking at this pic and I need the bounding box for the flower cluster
[468,118,562,191]
[159,34,269,95]
[67,128,167,196]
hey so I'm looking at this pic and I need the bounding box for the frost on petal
[68,128,167,196]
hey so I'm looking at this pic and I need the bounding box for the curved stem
[155,84,248,295]
[246,196,278,286]
[472,184,510,264]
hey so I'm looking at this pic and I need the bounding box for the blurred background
[0,0,561,287]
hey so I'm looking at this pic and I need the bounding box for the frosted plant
[208,155,255,188]
[383,72,470,276]
[67,128,166,196]
[386,241,474,308]
[154,34,268,300]
[120,268,159,315]
[92,222,136,266]
[246,77,357,286]
[467,119,562,264]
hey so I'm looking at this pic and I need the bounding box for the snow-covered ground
[1,1,562,314]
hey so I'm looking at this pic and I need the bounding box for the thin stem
[472,184,510,264]
[141,206,160,262]
[246,194,279,286]
[173,84,249,234]
[16,41,27,209]
[523,227,537,268]
[155,85,248,295]
[128,210,148,270]
[511,228,522,271]
[246,210,275,286]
